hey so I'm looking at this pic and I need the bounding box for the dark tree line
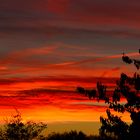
[77,50,140,140]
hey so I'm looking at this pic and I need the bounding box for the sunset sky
[0,0,140,134]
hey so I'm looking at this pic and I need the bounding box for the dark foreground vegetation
[77,50,140,140]
[0,111,117,140]
[46,131,117,140]
[0,110,47,140]
[0,51,140,140]
[0,112,117,140]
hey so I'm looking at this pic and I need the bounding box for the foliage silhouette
[0,110,47,140]
[47,131,87,140]
[45,130,116,140]
[77,50,140,140]
[76,87,97,100]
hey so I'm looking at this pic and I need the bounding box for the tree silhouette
[77,50,140,140]
[47,131,87,140]
[0,110,47,140]
[46,130,116,140]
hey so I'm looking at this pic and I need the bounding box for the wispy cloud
[0,43,59,66]
[47,51,140,67]
[0,50,138,78]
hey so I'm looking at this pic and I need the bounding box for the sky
[0,0,140,134]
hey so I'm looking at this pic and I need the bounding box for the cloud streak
[0,44,58,65]
[48,52,140,67]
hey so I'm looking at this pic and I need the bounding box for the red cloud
[0,51,137,77]
[47,0,70,14]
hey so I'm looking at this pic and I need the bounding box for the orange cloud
[0,88,130,123]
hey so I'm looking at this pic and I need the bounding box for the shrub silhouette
[0,110,47,140]
[77,50,140,140]
[45,130,117,140]
[47,131,87,140]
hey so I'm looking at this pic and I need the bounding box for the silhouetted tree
[77,50,140,140]
[100,51,140,140]
[0,110,47,140]
[47,131,87,140]
[46,130,116,140]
